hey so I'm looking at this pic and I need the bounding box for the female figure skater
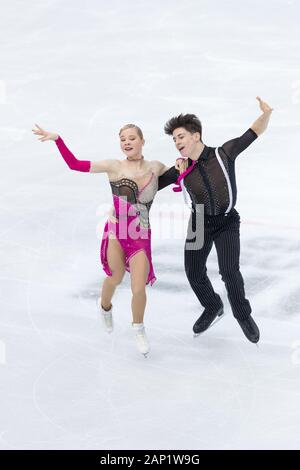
[32,123,179,357]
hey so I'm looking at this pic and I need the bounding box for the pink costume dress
[54,136,158,285]
[100,173,158,286]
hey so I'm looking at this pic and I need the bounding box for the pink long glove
[55,136,91,172]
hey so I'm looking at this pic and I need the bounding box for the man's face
[172,127,200,158]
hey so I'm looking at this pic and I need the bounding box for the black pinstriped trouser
[184,208,251,320]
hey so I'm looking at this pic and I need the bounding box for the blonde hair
[119,124,144,140]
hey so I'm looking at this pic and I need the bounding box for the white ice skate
[132,323,150,357]
[97,297,113,333]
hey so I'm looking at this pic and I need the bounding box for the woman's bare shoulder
[90,158,122,174]
[147,159,170,176]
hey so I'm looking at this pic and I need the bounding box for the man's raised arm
[250,96,273,136]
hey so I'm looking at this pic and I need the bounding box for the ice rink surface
[1,0,300,450]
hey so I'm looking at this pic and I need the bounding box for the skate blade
[193,311,226,338]
[101,316,113,333]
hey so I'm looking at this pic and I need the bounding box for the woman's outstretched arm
[32,124,120,174]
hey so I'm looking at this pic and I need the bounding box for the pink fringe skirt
[100,218,157,286]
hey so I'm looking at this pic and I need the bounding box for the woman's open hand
[175,157,188,174]
[32,124,59,142]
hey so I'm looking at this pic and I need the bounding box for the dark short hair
[164,113,202,141]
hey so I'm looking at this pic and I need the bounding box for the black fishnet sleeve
[158,166,179,191]
[220,128,258,161]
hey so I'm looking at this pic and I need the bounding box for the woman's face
[120,128,144,160]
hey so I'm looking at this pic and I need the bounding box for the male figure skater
[158,97,273,343]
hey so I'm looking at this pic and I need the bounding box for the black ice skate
[193,302,225,336]
[236,315,260,343]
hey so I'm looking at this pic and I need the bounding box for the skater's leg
[185,231,222,311]
[101,237,126,310]
[129,250,150,356]
[214,214,251,320]
[129,250,149,324]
